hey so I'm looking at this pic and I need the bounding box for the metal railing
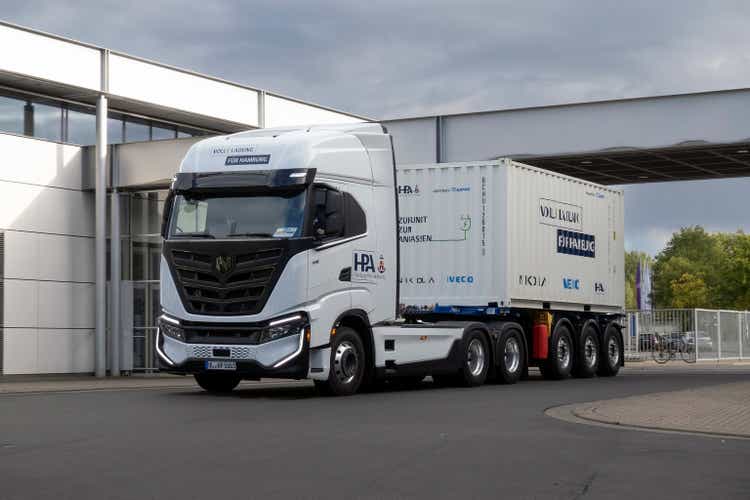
[625,309,750,362]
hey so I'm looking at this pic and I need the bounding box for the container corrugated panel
[397,159,624,313]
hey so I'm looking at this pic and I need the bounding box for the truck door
[308,184,351,304]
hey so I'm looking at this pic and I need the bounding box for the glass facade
[116,191,167,372]
[0,88,213,146]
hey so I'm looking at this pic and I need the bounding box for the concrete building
[0,21,364,376]
[2,20,750,376]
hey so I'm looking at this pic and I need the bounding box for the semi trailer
[156,123,625,396]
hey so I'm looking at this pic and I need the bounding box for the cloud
[3,1,750,254]
[5,1,750,118]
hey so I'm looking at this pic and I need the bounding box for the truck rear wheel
[314,327,365,396]
[459,330,490,387]
[194,373,241,393]
[573,324,599,378]
[597,324,622,377]
[540,324,573,380]
[496,328,525,384]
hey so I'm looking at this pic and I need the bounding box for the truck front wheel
[194,373,241,393]
[315,327,365,396]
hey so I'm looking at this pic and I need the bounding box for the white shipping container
[397,159,624,313]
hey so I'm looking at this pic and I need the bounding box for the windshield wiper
[226,232,274,238]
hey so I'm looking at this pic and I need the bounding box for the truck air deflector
[172,168,316,194]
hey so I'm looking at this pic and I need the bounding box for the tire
[652,343,669,364]
[598,324,622,376]
[458,330,490,387]
[194,373,241,393]
[680,341,697,363]
[314,327,366,396]
[573,323,599,378]
[495,328,525,385]
[540,324,574,380]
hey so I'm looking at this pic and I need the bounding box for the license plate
[205,360,237,371]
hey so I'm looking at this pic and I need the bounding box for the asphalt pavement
[1,367,749,500]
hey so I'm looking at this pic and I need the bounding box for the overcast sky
[5,0,750,255]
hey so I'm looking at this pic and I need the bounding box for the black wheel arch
[333,309,376,381]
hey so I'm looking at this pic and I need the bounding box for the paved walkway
[0,374,198,394]
[569,381,750,438]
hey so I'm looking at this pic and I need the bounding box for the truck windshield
[169,191,306,239]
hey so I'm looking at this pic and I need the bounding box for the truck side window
[312,185,366,240]
[343,192,366,236]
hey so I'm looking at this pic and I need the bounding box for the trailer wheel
[314,327,366,396]
[573,324,599,378]
[194,373,241,393]
[496,328,525,384]
[598,324,622,377]
[540,324,573,380]
[458,330,490,387]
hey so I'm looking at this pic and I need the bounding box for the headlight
[258,314,307,343]
[159,316,185,341]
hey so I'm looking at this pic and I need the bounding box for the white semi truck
[156,123,625,396]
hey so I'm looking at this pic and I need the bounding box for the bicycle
[651,332,696,364]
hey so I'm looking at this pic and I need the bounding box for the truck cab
[156,123,398,394]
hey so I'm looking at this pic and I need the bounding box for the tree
[652,227,722,308]
[670,272,709,308]
[651,226,750,310]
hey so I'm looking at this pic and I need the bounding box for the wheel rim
[584,336,598,368]
[467,338,486,377]
[334,341,359,385]
[504,337,520,373]
[557,336,571,370]
[607,337,620,366]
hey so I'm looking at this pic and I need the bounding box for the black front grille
[164,238,314,317]
[171,247,283,315]
[183,324,263,344]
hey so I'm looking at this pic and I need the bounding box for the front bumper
[156,329,309,379]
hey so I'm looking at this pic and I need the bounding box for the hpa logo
[354,252,375,273]
[397,184,420,196]
[352,251,386,283]
[563,277,581,290]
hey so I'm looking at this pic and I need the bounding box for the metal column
[95,94,108,378]
[94,49,109,377]
[110,183,121,376]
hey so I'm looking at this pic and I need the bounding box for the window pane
[177,129,192,138]
[33,102,62,142]
[125,119,149,142]
[108,117,123,144]
[67,108,96,145]
[0,95,24,135]
[133,284,147,327]
[131,192,164,235]
[152,124,176,141]
[131,237,161,281]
